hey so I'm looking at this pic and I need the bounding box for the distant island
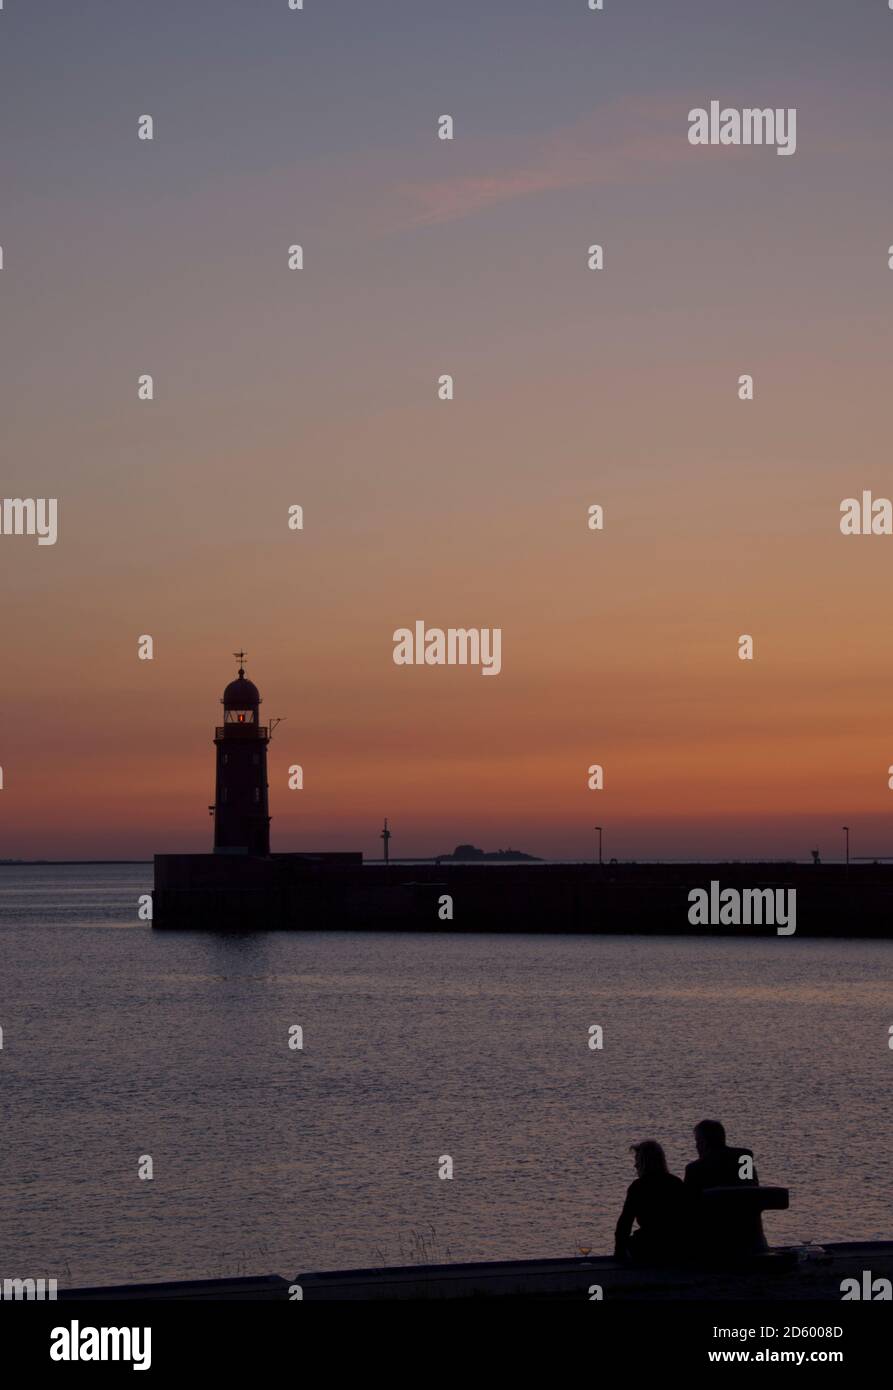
[434,844,542,862]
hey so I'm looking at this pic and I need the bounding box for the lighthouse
[212,652,271,856]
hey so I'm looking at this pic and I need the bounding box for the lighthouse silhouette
[212,652,271,856]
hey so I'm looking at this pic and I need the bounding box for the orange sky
[3,4,893,860]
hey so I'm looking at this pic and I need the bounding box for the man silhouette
[685,1119,766,1256]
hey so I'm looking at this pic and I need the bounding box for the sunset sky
[3,0,893,861]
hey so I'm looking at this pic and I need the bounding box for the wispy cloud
[380,79,878,231]
[387,97,688,229]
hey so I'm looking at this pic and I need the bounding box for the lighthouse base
[152,853,364,930]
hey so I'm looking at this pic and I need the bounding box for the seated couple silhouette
[614,1119,767,1263]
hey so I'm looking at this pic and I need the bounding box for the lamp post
[842,825,849,868]
[595,826,603,866]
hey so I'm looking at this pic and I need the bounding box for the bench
[700,1185,789,1255]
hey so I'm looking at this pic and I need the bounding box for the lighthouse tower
[212,653,271,856]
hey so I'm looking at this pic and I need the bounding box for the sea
[0,863,890,1287]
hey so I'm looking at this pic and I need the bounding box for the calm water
[0,864,891,1287]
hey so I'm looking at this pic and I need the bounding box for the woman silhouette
[614,1140,687,1262]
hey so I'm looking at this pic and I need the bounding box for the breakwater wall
[152,856,893,936]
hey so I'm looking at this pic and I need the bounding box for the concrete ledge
[55,1242,893,1301]
[58,1275,291,1302]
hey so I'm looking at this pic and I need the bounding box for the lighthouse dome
[222,675,260,707]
